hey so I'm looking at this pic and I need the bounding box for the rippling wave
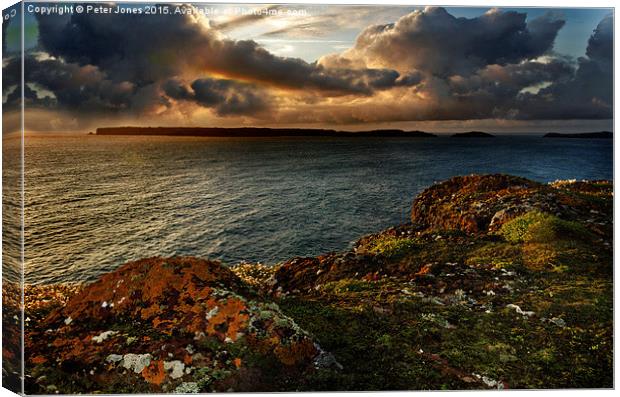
[19,134,612,284]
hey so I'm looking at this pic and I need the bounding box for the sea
[7,134,613,284]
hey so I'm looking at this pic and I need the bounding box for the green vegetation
[465,242,522,269]
[365,235,419,258]
[499,211,593,243]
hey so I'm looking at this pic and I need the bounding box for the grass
[277,268,612,390]
[364,235,419,258]
[465,242,522,269]
[499,211,593,244]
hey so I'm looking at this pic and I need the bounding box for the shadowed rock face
[25,257,321,394]
[272,253,384,296]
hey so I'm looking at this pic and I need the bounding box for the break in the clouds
[2,4,613,131]
[517,14,613,120]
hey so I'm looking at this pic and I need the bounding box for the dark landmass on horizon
[96,127,437,138]
[543,131,612,139]
[94,127,616,139]
[451,131,495,138]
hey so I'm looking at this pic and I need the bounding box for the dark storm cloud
[163,77,269,116]
[586,14,613,61]
[197,39,410,95]
[5,84,36,106]
[10,3,425,118]
[34,5,416,97]
[161,79,193,101]
[517,14,613,120]
[341,7,565,77]
[3,54,135,112]
[36,9,207,85]
[321,7,612,122]
[449,60,574,97]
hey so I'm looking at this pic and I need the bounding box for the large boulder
[26,257,324,393]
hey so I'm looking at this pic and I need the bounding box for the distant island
[543,131,612,139]
[96,127,437,138]
[451,131,495,138]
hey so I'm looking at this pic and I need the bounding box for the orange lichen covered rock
[411,174,611,234]
[411,174,540,233]
[26,257,323,394]
[1,281,22,391]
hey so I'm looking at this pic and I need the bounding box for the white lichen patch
[105,354,123,363]
[174,382,200,393]
[92,330,118,343]
[120,353,152,373]
[473,373,504,389]
[506,304,535,317]
[164,360,185,379]
[205,307,219,320]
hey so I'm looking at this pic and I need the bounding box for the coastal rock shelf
[12,174,613,392]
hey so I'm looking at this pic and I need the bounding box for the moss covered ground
[12,174,613,392]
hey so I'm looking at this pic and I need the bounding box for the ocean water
[19,134,612,284]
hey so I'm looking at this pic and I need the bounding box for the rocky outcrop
[23,175,613,392]
[265,175,612,390]
[411,174,539,233]
[411,174,611,234]
[26,257,324,394]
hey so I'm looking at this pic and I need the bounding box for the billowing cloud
[324,7,565,76]
[163,77,269,116]
[3,54,136,112]
[35,6,417,97]
[2,4,613,129]
[517,15,613,119]
[316,7,611,122]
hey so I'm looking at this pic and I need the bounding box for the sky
[2,2,614,133]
